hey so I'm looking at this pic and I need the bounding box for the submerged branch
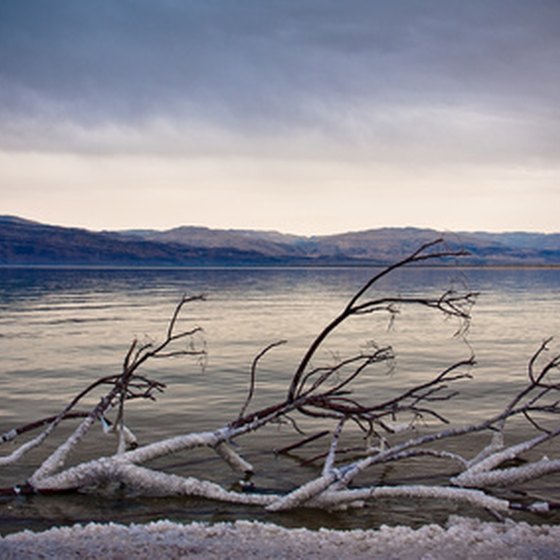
[4,240,560,518]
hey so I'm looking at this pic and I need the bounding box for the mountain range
[1,215,560,267]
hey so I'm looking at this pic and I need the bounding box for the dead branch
[3,240,560,519]
[238,340,287,419]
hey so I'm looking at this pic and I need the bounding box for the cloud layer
[1,1,559,233]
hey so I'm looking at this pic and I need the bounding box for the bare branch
[274,430,330,455]
[287,239,472,402]
[6,242,560,520]
[238,340,287,419]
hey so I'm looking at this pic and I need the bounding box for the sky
[1,0,559,235]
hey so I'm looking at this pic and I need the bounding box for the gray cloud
[1,0,560,235]
[1,1,559,130]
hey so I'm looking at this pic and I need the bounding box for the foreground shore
[1,516,560,559]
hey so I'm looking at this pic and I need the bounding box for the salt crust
[1,516,560,559]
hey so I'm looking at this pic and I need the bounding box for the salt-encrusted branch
[465,431,505,469]
[5,241,560,519]
[30,389,121,484]
[24,295,206,485]
[213,441,254,475]
[266,471,339,511]
[323,417,346,477]
[453,458,560,488]
[0,372,122,466]
[309,485,512,512]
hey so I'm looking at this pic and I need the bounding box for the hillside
[118,224,560,266]
[1,215,560,266]
[0,216,292,266]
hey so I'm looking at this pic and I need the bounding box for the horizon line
[2,214,559,238]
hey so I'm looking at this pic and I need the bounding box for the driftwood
[2,239,560,517]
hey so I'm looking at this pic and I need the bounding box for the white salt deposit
[1,516,560,559]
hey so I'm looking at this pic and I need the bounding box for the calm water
[1,266,560,534]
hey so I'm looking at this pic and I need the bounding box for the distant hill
[117,224,560,266]
[0,216,295,266]
[1,215,560,266]
[119,226,306,259]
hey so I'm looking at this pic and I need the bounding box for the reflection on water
[1,266,560,533]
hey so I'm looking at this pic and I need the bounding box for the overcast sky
[1,0,559,235]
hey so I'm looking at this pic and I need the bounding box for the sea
[1,265,560,534]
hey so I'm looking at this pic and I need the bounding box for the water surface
[1,266,560,533]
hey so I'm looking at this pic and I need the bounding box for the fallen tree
[2,239,560,517]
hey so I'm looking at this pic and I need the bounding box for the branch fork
[3,240,560,517]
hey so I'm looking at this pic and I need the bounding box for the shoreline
[2,516,560,559]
